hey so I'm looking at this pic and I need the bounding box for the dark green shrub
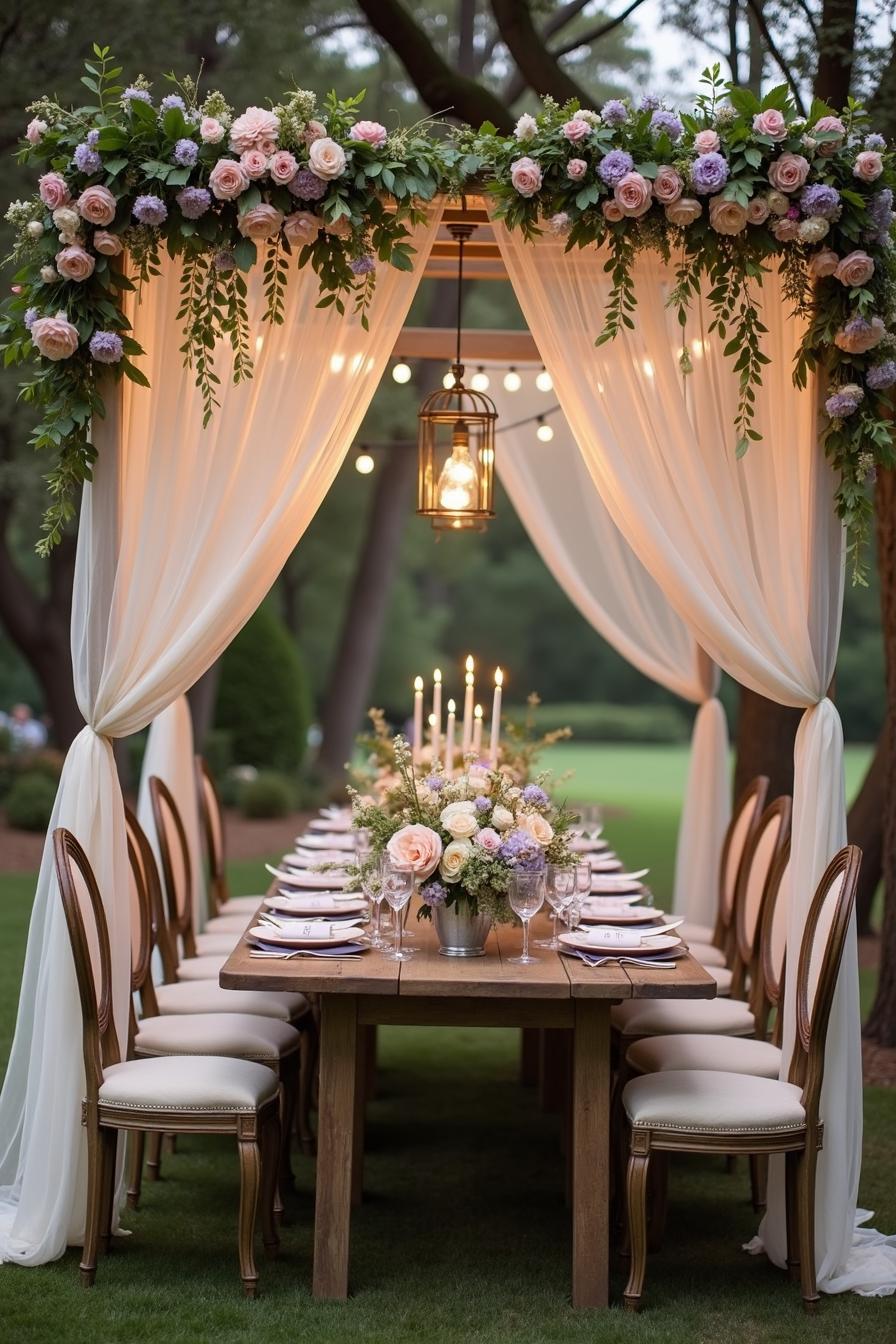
[216,606,312,771]
[202,728,233,781]
[240,771,295,819]
[5,771,58,831]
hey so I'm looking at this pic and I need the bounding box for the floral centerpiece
[350,734,576,956]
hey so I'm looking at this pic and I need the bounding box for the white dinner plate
[295,831,356,850]
[308,815,353,832]
[249,923,367,949]
[559,929,681,955]
[571,837,609,853]
[582,892,642,907]
[265,894,368,917]
[580,902,664,925]
[283,849,351,868]
[265,864,354,889]
[590,877,645,895]
[588,857,622,872]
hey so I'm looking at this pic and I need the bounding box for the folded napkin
[561,949,677,969]
[576,925,667,947]
[283,849,350,868]
[297,831,356,850]
[249,938,366,959]
[257,918,366,940]
[271,892,363,910]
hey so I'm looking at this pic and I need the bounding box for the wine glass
[576,860,593,899]
[507,871,546,965]
[382,861,416,961]
[563,894,584,934]
[361,855,386,949]
[536,864,575,949]
[580,803,603,840]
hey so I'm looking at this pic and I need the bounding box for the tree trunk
[814,0,859,107]
[864,466,896,1044]
[188,659,222,753]
[847,733,885,934]
[733,687,802,801]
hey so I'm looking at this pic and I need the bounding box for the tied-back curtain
[0,205,442,1266]
[493,220,894,1294]
[488,364,729,922]
[137,697,205,932]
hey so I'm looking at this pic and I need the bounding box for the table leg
[571,999,610,1308]
[351,1028,367,1207]
[520,1027,540,1086]
[313,994,358,1299]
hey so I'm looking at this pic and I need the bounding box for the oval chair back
[123,804,178,1018]
[714,775,769,953]
[731,795,791,997]
[195,755,229,916]
[755,843,792,1044]
[52,828,122,1108]
[148,775,197,961]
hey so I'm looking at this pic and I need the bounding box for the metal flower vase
[432,899,492,957]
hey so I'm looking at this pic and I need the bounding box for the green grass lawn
[0,746,893,1342]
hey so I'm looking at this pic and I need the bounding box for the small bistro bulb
[536,368,553,392]
[471,367,490,392]
[392,361,412,384]
[536,419,554,443]
[355,451,375,474]
[442,371,456,390]
[503,367,522,392]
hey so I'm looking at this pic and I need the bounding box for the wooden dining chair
[53,827,281,1296]
[620,844,861,1315]
[195,755,267,919]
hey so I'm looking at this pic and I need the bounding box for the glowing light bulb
[392,361,412,383]
[503,367,522,392]
[436,420,478,511]
[471,367,490,392]
[443,371,456,390]
[536,368,553,392]
[536,420,554,443]
[355,451,375,475]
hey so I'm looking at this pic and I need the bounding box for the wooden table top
[219,901,716,1003]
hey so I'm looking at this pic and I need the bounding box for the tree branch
[489,0,593,105]
[744,0,807,114]
[550,0,653,59]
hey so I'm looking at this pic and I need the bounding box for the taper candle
[462,655,474,752]
[432,668,442,763]
[413,676,424,763]
[489,667,503,767]
[445,698,456,778]
[473,703,483,756]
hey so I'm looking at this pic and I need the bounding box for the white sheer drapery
[137,696,205,931]
[0,207,441,1265]
[493,222,894,1295]
[488,364,729,922]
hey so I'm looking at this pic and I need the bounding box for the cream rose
[766,190,790,215]
[93,230,123,256]
[653,165,683,204]
[752,109,788,141]
[200,116,225,144]
[510,156,542,197]
[440,801,479,840]
[491,805,515,832]
[466,767,492,796]
[809,247,840,278]
[240,149,269,180]
[665,197,702,226]
[693,129,720,154]
[30,311,79,360]
[854,151,884,183]
[269,150,299,185]
[439,839,472,884]
[208,158,250,201]
[237,204,284,240]
[77,185,117,226]
[52,206,80,236]
[229,105,280,154]
[614,171,652,217]
[708,196,748,236]
[768,153,810,193]
[601,199,624,222]
[283,210,320,246]
[746,197,770,225]
[309,137,347,181]
[386,823,442,879]
[519,812,554,847]
[55,245,95,282]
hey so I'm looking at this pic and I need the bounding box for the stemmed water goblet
[536,864,575,949]
[580,803,603,840]
[507,871,546,965]
[576,860,593,901]
[382,861,416,961]
[563,894,584,934]
[361,855,386,949]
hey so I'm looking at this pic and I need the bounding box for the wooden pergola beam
[391,327,541,362]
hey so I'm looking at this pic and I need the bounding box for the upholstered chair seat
[134,1012,300,1064]
[99,1055,279,1113]
[155,980,308,1021]
[625,1033,782,1079]
[623,1069,805,1136]
[611,996,755,1038]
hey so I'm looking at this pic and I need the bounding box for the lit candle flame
[428,713,436,727]
[465,671,474,687]
[495,667,504,687]
[465,655,474,673]
[474,704,483,720]
[448,699,456,713]
[433,668,442,683]
[414,676,424,692]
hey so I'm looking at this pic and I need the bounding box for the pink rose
[349,120,388,149]
[772,217,800,241]
[614,171,652,217]
[693,129,720,154]
[562,118,590,144]
[309,137,347,180]
[549,211,570,235]
[229,105,280,153]
[386,823,443,880]
[854,151,884,183]
[55,245,95,282]
[809,247,839,278]
[753,109,788,141]
[208,158,250,200]
[746,197,770,225]
[653,165,683,204]
[38,172,71,210]
[834,316,887,354]
[76,184,117,226]
[566,158,587,181]
[602,199,624,222]
[26,118,47,144]
[283,210,320,246]
[474,827,502,854]
[665,197,702,226]
[708,196,747,235]
[510,156,542,197]
[768,152,810,193]
[93,230,123,257]
[237,204,284,240]
[200,117,225,144]
[814,115,845,156]
[266,152,296,187]
[30,311,79,361]
[303,119,327,144]
[239,149,269,180]
[324,216,353,239]
[834,250,875,287]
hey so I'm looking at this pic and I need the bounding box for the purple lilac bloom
[865,188,894,245]
[24,306,38,330]
[867,361,896,391]
[132,193,168,226]
[289,168,328,200]
[350,255,375,276]
[649,110,683,143]
[421,881,448,907]
[86,129,100,148]
[173,137,198,167]
[176,186,211,219]
[865,134,886,150]
[825,386,863,418]
[474,796,491,813]
[122,86,153,105]
[522,784,549,807]
[73,143,102,174]
[213,248,236,272]
[799,183,840,219]
[690,151,729,194]
[598,149,634,186]
[424,774,445,791]
[89,331,124,364]
[159,94,187,114]
[638,94,661,112]
[601,99,628,127]
[498,829,546,873]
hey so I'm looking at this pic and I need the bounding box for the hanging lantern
[417,221,497,533]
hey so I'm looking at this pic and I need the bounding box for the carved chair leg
[785,1149,801,1283]
[127,1130,145,1210]
[297,1021,317,1156]
[146,1130,163,1182]
[797,1143,820,1314]
[79,1119,104,1287]
[237,1136,261,1298]
[98,1126,119,1254]
[623,1144,652,1312]
[261,1109,281,1261]
[750,1154,768,1213]
[647,1151,669,1253]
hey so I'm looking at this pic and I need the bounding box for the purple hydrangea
[132,193,168,226]
[865,134,886,150]
[213,248,236,272]
[89,331,124,364]
[86,129,100,148]
[424,774,445,791]
[598,149,634,186]
[799,184,840,219]
[522,784,549,807]
[176,185,211,219]
[601,99,628,127]
[499,829,546,872]
[825,385,863,418]
[474,796,491,813]
[73,143,102,175]
[420,881,448,907]
[289,168,328,201]
[350,255,376,276]
[649,110,683,143]
[638,94,661,112]
[122,86,153,105]
[173,137,198,167]
[690,151,729,194]
[159,94,187,114]
[864,188,894,245]
[24,306,38,330]
[867,361,896,391]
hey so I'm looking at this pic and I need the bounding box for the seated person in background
[7,703,48,752]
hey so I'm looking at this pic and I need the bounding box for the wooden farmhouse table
[220,907,716,1308]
